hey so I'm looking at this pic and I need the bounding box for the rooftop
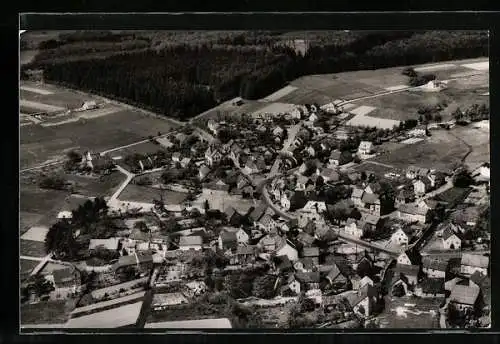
[450,284,480,305]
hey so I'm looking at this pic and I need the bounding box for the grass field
[452,123,490,170]
[65,171,125,198]
[372,130,469,171]
[106,141,168,160]
[20,239,47,257]
[20,259,40,280]
[21,110,178,169]
[120,184,187,204]
[21,300,75,325]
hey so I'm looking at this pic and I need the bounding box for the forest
[21,30,488,121]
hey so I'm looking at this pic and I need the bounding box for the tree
[28,275,55,297]
[39,175,67,190]
[252,275,277,299]
[204,200,210,212]
[434,113,443,123]
[402,67,417,77]
[45,219,79,259]
[453,168,474,187]
[134,221,149,233]
[452,107,464,121]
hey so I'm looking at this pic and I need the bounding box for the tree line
[22,31,488,121]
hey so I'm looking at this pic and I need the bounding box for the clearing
[64,171,125,198]
[372,130,469,172]
[120,184,187,205]
[21,299,76,325]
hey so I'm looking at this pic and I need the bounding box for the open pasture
[120,184,187,205]
[21,109,178,170]
[373,130,469,172]
[106,140,167,160]
[64,171,125,198]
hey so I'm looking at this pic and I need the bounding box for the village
[20,57,490,330]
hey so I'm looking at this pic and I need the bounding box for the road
[26,253,54,276]
[420,250,489,259]
[108,165,135,205]
[268,123,302,178]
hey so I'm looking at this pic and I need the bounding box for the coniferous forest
[21,30,488,121]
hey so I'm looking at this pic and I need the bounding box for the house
[351,188,365,207]
[325,263,349,287]
[50,266,82,293]
[243,160,259,175]
[408,124,428,137]
[303,200,327,214]
[357,141,373,157]
[294,258,314,272]
[360,213,380,233]
[218,230,238,251]
[302,247,320,265]
[360,192,381,217]
[179,236,203,251]
[180,157,192,168]
[415,278,445,298]
[83,151,114,172]
[417,199,440,212]
[441,227,462,250]
[349,284,379,317]
[428,171,446,188]
[452,207,482,229]
[390,228,409,246]
[198,165,211,181]
[397,204,430,224]
[395,188,415,207]
[284,275,301,295]
[449,284,481,312]
[152,293,189,310]
[396,251,420,266]
[280,190,294,210]
[328,151,341,167]
[258,234,281,252]
[406,166,430,180]
[393,264,419,286]
[257,214,276,233]
[224,207,243,227]
[295,271,321,290]
[229,143,243,160]
[207,120,220,135]
[248,204,268,224]
[185,281,208,297]
[276,239,299,262]
[113,252,154,274]
[413,178,432,197]
[422,256,448,278]
[389,273,411,297]
[88,238,121,252]
[81,100,98,111]
[296,232,316,248]
[295,175,310,191]
[204,146,223,167]
[460,254,489,277]
[320,168,340,183]
[344,218,363,238]
[230,246,257,265]
[172,152,181,162]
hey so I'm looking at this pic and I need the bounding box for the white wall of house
[423,267,446,279]
[460,265,488,276]
[276,243,298,262]
[397,254,412,266]
[442,236,461,250]
[179,245,202,251]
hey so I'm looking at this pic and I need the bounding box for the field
[193,98,268,123]
[376,296,441,329]
[120,184,187,204]
[433,187,472,208]
[372,130,469,172]
[20,240,47,257]
[453,122,490,170]
[20,259,40,280]
[21,300,75,325]
[21,109,178,170]
[106,141,167,160]
[64,171,125,198]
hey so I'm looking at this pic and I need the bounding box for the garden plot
[346,114,400,130]
[120,184,187,205]
[20,239,47,258]
[264,85,298,102]
[349,105,377,116]
[20,100,65,113]
[251,102,298,117]
[20,226,49,242]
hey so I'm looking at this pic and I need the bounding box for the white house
[422,257,447,279]
[449,284,480,312]
[390,228,409,246]
[81,100,98,111]
[357,141,373,157]
[408,125,427,137]
[280,191,293,210]
[413,178,431,197]
[460,254,489,277]
[302,200,327,214]
[397,252,412,266]
[276,241,299,262]
[345,218,363,239]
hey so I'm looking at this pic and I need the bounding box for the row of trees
[22,31,488,121]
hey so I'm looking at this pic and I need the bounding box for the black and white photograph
[19,28,490,330]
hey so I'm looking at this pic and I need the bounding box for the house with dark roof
[248,204,268,224]
[113,252,153,274]
[415,278,445,298]
[360,192,381,217]
[460,254,489,277]
[449,284,481,312]
[257,214,276,232]
[230,246,257,265]
[396,188,415,207]
[397,204,430,224]
[295,271,321,290]
[422,256,448,278]
[218,230,238,251]
[413,177,432,197]
[224,207,242,227]
[296,232,316,248]
[51,266,82,293]
[394,263,419,285]
[328,151,342,167]
[349,284,379,317]
[351,187,365,207]
[302,247,320,265]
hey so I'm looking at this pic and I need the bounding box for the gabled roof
[297,175,310,185]
[450,285,480,305]
[296,232,315,246]
[461,253,489,269]
[394,263,420,278]
[321,168,340,180]
[414,177,431,187]
[361,213,380,225]
[179,236,203,247]
[366,182,382,194]
[351,188,364,198]
[422,257,448,271]
[350,284,378,307]
[203,180,230,192]
[361,192,380,205]
[248,204,268,222]
[237,245,256,255]
[303,247,319,257]
[398,204,429,216]
[330,151,341,160]
[53,266,78,285]
[220,230,238,243]
[258,214,274,227]
[442,227,460,241]
[295,271,320,284]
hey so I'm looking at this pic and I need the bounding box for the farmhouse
[390,228,409,246]
[449,284,481,312]
[460,254,489,277]
[397,204,429,224]
[441,228,462,250]
[218,230,238,251]
[406,166,430,180]
[395,188,415,207]
[349,284,379,318]
[408,125,428,137]
[413,178,432,197]
[357,141,374,157]
[345,218,363,238]
[178,236,203,251]
[422,257,447,278]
